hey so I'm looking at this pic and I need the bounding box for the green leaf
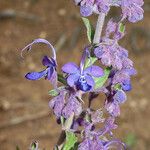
[84,57,97,68]
[94,67,111,89]
[119,23,125,33]
[70,143,79,150]
[48,86,65,96]
[63,131,78,150]
[82,17,95,43]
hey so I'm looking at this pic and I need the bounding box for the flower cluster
[74,0,144,22]
[22,0,144,149]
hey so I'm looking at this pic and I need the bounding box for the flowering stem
[93,13,106,44]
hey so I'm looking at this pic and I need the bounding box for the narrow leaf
[82,17,95,43]
[94,67,111,89]
[63,131,78,150]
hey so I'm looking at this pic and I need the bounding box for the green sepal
[84,57,98,68]
[48,86,65,97]
[119,23,125,33]
[58,74,67,85]
[82,17,95,43]
[62,131,78,150]
[94,67,111,89]
[114,84,122,90]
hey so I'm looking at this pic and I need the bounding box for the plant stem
[93,12,106,44]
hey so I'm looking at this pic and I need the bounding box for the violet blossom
[62,50,104,92]
[74,0,144,23]
[21,38,57,87]
[120,0,144,23]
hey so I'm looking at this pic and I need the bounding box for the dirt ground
[0,0,150,150]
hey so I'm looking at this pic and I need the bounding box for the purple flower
[62,50,104,92]
[22,38,57,87]
[98,117,118,136]
[112,68,136,91]
[94,44,130,70]
[25,56,56,81]
[49,90,66,118]
[78,136,104,150]
[74,0,144,23]
[113,90,127,104]
[105,100,121,117]
[62,63,103,91]
[95,0,110,14]
[74,0,111,16]
[62,94,82,118]
[74,0,94,16]
[121,0,144,23]
[49,88,82,119]
[91,109,104,124]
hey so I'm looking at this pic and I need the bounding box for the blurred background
[0,0,149,150]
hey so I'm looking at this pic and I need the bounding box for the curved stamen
[21,38,56,60]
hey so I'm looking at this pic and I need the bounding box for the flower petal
[49,90,66,118]
[67,74,80,87]
[62,62,79,74]
[122,82,132,91]
[62,94,82,118]
[76,79,92,92]
[85,75,95,87]
[42,56,52,66]
[105,101,120,117]
[85,65,104,77]
[46,67,54,80]
[50,70,58,88]
[25,70,47,80]
[80,5,93,17]
[114,90,127,104]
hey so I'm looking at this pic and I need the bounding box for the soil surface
[0,0,150,150]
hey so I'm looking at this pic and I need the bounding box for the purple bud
[114,90,127,104]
